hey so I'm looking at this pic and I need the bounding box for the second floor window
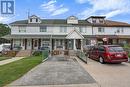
[92,19,96,23]
[98,27,105,33]
[30,19,32,22]
[19,26,26,33]
[40,26,47,32]
[117,27,124,33]
[99,19,104,23]
[79,27,83,33]
[60,26,67,33]
[36,19,38,22]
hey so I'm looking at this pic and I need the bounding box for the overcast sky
[1,0,130,24]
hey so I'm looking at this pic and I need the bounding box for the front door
[68,39,73,50]
[34,39,38,50]
[27,39,31,50]
[76,39,81,49]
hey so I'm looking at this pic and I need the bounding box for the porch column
[25,39,27,50]
[38,39,41,49]
[81,39,83,52]
[54,39,56,50]
[10,39,13,50]
[63,39,65,50]
[73,39,77,50]
[32,39,34,50]
[50,38,52,52]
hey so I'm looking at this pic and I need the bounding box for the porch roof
[66,30,84,39]
[3,35,130,39]
[2,35,67,39]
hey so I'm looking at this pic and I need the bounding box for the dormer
[86,16,106,24]
[28,15,41,23]
[67,16,78,24]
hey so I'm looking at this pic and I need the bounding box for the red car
[89,45,128,64]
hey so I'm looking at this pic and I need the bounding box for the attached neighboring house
[3,15,130,51]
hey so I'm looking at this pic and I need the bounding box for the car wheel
[99,57,104,64]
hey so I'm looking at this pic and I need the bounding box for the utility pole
[27,9,30,18]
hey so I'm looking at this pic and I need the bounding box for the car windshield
[108,46,124,52]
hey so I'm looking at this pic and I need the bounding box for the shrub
[32,51,42,56]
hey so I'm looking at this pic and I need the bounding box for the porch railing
[77,50,87,63]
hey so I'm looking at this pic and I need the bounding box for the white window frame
[60,26,67,33]
[98,27,105,33]
[40,26,47,32]
[19,26,26,33]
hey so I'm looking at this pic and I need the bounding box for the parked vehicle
[89,45,128,64]
[38,46,50,51]
[83,45,94,57]
[0,43,11,53]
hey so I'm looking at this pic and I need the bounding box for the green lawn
[0,55,43,87]
[0,57,11,61]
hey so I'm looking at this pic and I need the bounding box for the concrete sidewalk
[0,57,24,66]
[8,56,98,87]
[7,83,98,87]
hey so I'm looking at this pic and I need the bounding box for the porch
[4,30,86,51]
[10,38,85,51]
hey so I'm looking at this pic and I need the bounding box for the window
[116,27,124,33]
[14,40,21,47]
[98,27,104,33]
[42,39,50,47]
[40,26,47,32]
[34,40,37,47]
[98,46,105,52]
[117,29,120,33]
[60,26,67,33]
[36,19,38,22]
[121,28,124,33]
[30,18,32,22]
[99,19,104,23]
[92,19,96,23]
[85,27,87,33]
[108,46,124,52]
[79,27,83,33]
[19,26,26,32]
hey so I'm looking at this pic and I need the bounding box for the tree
[0,23,11,44]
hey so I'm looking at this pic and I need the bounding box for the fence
[77,50,87,63]
[42,50,50,59]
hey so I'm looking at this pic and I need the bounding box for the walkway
[9,56,98,87]
[0,57,24,66]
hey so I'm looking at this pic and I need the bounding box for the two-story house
[3,15,130,51]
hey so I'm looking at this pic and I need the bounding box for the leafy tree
[0,23,11,44]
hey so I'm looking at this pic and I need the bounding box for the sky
[0,0,130,24]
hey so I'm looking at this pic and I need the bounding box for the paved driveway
[9,56,97,87]
[78,58,130,87]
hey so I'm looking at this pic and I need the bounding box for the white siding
[11,26,130,36]
[93,27,130,35]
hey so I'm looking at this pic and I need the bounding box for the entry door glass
[27,39,31,49]
[68,40,73,50]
